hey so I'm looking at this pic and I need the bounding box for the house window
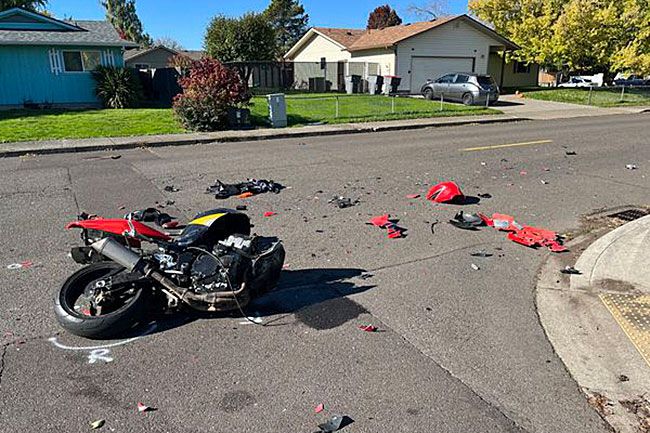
[62,50,101,72]
[513,61,531,74]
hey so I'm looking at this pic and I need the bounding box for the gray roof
[0,20,138,47]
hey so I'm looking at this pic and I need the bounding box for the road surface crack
[0,344,7,389]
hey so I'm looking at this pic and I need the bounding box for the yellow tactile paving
[600,293,650,367]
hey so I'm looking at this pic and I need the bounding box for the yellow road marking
[460,139,553,152]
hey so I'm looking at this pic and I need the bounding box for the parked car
[558,76,593,88]
[421,73,500,106]
[613,75,649,86]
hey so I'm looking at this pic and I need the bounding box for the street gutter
[0,114,520,158]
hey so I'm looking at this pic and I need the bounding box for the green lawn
[0,94,499,143]
[524,88,650,107]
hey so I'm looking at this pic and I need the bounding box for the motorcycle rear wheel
[54,262,149,339]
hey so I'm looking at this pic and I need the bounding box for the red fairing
[66,218,171,241]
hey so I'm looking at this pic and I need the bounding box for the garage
[410,56,474,91]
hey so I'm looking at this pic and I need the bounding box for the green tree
[101,0,152,47]
[0,0,47,11]
[367,4,403,30]
[204,13,277,80]
[611,0,650,74]
[264,0,309,56]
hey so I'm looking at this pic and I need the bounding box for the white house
[285,14,538,92]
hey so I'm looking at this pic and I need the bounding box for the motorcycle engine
[187,236,253,294]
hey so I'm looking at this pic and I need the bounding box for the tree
[264,0,309,56]
[155,36,184,51]
[610,0,650,74]
[101,0,152,47]
[408,1,448,20]
[0,0,47,11]
[204,13,277,81]
[367,4,403,30]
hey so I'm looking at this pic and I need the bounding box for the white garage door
[410,57,474,92]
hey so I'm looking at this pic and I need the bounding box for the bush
[92,66,142,108]
[172,58,251,131]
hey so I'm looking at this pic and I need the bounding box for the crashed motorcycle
[55,209,285,339]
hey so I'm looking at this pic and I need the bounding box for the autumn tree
[101,0,152,47]
[264,0,309,56]
[367,4,403,30]
[408,1,448,20]
[155,36,184,51]
[0,0,47,11]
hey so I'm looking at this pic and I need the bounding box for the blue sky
[49,1,469,49]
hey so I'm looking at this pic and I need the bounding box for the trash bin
[267,93,287,128]
[309,77,326,92]
[345,75,362,94]
[227,107,251,129]
[382,75,402,94]
[366,75,384,95]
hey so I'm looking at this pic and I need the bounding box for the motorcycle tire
[54,262,149,339]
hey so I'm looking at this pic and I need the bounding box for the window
[437,74,456,83]
[63,50,101,72]
[455,74,469,83]
[513,61,531,74]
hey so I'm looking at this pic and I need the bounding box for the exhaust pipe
[91,238,143,272]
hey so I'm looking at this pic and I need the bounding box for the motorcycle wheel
[54,262,149,339]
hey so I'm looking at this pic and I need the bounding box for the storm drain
[608,208,650,222]
[600,293,650,368]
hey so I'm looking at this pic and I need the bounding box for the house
[0,7,137,108]
[284,14,538,92]
[124,45,204,69]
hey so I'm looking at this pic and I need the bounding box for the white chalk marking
[48,323,156,351]
[88,348,113,364]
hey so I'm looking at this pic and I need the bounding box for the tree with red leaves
[367,4,403,30]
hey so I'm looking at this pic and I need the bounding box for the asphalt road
[1,113,648,433]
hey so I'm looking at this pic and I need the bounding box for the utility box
[267,93,287,128]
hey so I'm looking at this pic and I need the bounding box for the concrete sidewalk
[0,113,517,158]
[537,214,650,433]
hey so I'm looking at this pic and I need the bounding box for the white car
[558,77,593,88]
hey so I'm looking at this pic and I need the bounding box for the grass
[0,94,499,143]
[523,87,650,107]
[0,108,183,143]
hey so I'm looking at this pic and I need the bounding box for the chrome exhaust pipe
[91,238,143,272]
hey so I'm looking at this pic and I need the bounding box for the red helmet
[426,181,464,203]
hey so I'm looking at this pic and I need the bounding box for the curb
[0,115,520,158]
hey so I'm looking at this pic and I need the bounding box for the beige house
[124,45,204,69]
[285,14,538,92]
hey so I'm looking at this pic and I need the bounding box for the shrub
[92,66,142,108]
[172,58,251,131]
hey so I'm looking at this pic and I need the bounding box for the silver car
[421,73,500,105]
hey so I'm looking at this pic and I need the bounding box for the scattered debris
[236,205,247,211]
[618,374,630,382]
[165,199,175,206]
[329,196,358,209]
[318,415,354,432]
[479,213,567,252]
[471,263,480,271]
[125,208,173,227]
[478,193,492,199]
[560,266,582,275]
[480,161,487,166]
[587,392,613,416]
[90,419,105,429]
[448,211,486,230]
[137,402,156,413]
[164,185,179,193]
[565,151,577,156]
[6,260,33,270]
[367,214,406,239]
[358,324,378,332]
[206,179,283,199]
[520,170,527,176]
[426,181,464,204]
[430,219,439,234]
[315,403,325,414]
[470,251,493,258]
[263,211,277,218]
[406,194,420,199]
[626,164,638,170]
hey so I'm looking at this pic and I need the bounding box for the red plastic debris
[369,214,390,227]
[426,181,464,203]
[137,402,155,413]
[315,403,325,413]
[387,226,404,239]
[19,260,33,268]
[263,211,277,217]
[406,194,420,199]
[359,324,378,332]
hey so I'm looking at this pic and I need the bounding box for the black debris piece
[565,151,577,156]
[560,266,582,275]
[329,196,358,209]
[618,374,630,382]
[471,251,493,257]
[430,219,439,234]
[125,208,173,227]
[164,185,179,192]
[318,415,354,432]
[166,200,175,206]
[236,205,247,211]
[478,193,492,199]
[448,211,485,230]
[206,179,284,199]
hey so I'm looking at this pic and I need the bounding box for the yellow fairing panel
[189,213,226,227]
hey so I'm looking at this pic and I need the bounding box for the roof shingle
[0,20,138,47]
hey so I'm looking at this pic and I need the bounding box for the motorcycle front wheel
[54,262,149,339]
